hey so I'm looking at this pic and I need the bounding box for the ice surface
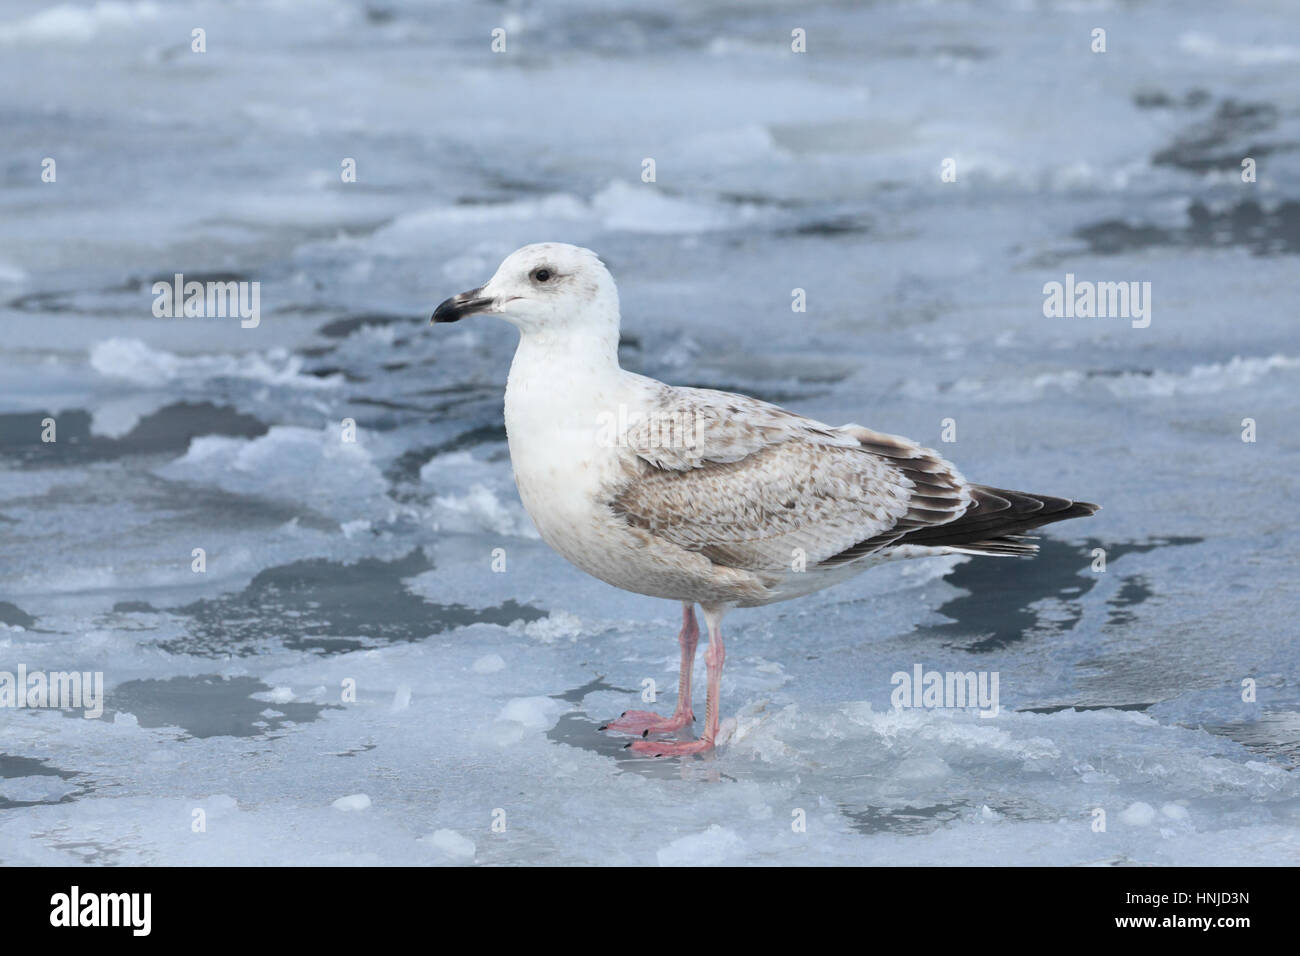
[1,0,1298,865]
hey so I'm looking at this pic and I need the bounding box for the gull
[432,243,1098,757]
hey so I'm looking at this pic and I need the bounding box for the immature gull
[432,243,1098,756]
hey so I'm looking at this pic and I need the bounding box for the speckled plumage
[433,241,1096,610]
[433,242,1098,754]
[608,385,974,600]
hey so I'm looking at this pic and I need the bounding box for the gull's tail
[895,484,1099,557]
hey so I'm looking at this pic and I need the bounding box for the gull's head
[431,242,619,336]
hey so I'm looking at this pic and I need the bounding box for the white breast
[500,336,769,605]
[503,338,633,573]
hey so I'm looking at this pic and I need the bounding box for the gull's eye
[531,267,553,283]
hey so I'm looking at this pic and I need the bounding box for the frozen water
[1,0,1298,865]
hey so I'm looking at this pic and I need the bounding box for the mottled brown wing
[611,387,970,573]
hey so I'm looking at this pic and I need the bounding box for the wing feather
[609,387,970,573]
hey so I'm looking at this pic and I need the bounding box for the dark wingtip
[887,485,1101,555]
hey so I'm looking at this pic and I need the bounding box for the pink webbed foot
[607,602,727,759]
[602,603,701,739]
[600,709,694,736]
[625,736,715,757]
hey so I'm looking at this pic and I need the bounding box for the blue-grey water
[1,0,1298,865]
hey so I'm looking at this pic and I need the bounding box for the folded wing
[609,386,972,573]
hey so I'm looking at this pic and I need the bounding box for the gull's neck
[507,319,624,398]
[504,322,628,475]
[515,325,620,368]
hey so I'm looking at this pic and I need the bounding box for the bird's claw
[599,709,694,736]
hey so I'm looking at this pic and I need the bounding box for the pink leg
[628,605,727,757]
[601,603,698,735]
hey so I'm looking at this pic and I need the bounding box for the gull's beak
[431,287,496,324]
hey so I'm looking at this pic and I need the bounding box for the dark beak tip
[431,297,463,324]
[431,289,491,325]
